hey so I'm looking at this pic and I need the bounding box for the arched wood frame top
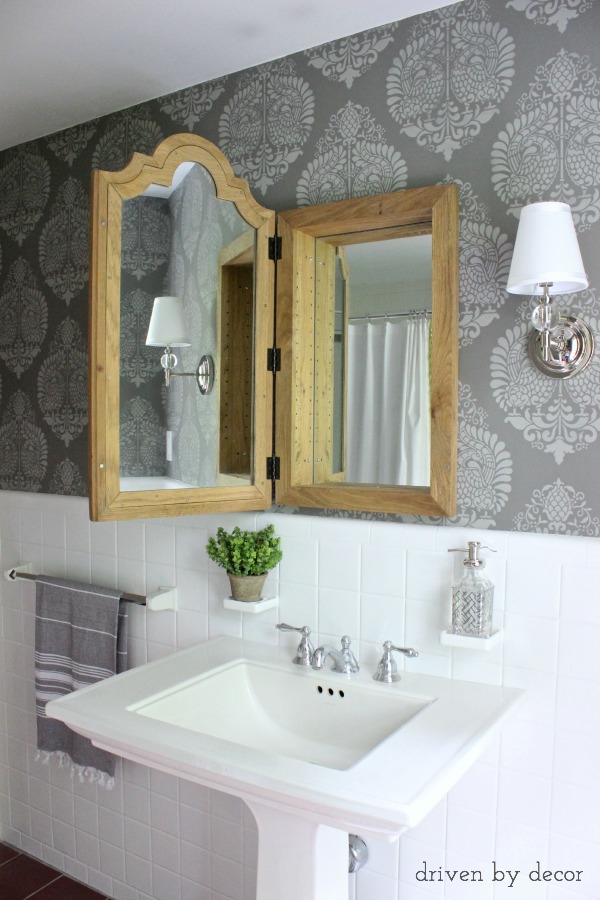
[103,134,272,229]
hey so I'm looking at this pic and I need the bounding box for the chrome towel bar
[4,564,177,610]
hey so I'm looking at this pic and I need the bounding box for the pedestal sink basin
[131,657,431,770]
[46,636,523,900]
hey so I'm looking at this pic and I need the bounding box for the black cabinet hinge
[268,235,282,261]
[266,456,280,481]
[267,347,281,372]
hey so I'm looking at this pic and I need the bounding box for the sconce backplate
[529,315,594,379]
[196,355,215,394]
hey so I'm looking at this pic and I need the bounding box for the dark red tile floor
[0,843,111,899]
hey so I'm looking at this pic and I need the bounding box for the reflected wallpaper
[119,195,170,478]
[0,0,598,533]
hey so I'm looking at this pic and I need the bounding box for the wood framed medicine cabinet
[89,133,459,521]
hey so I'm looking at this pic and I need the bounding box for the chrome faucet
[311,635,359,675]
[373,641,418,683]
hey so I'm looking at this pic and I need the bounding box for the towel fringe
[35,749,115,790]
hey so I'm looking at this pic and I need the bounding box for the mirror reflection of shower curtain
[346,316,430,485]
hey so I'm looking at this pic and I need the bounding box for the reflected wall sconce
[146,296,214,394]
[506,201,593,378]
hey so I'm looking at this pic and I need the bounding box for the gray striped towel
[35,576,128,787]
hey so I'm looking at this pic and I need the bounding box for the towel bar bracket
[5,563,33,581]
[4,563,177,610]
[146,587,177,611]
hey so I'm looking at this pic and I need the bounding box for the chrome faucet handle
[276,623,314,666]
[373,641,418,683]
[339,635,359,672]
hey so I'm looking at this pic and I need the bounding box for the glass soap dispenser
[448,541,495,638]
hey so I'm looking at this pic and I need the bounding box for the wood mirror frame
[274,183,459,516]
[89,134,275,521]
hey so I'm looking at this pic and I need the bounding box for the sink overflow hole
[316,686,345,699]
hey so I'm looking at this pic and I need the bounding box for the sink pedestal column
[248,800,349,900]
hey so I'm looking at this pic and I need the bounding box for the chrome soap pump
[448,541,495,638]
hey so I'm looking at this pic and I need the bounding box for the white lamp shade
[506,202,588,295]
[146,296,191,347]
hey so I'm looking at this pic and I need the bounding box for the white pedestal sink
[250,801,350,900]
[46,637,523,900]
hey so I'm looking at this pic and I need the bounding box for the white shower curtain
[346,315,430,486]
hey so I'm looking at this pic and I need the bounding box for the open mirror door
[89,134,275,520]
[275,184,459,516]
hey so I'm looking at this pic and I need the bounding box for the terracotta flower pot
[228,573,267,602]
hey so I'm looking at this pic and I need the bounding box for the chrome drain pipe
[348,835,368,873]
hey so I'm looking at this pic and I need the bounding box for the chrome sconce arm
[161,352,215,394]
[529,310,593,379]
[528,282,593,378]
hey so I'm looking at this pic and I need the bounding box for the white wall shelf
[223,596,279,614]
[440,630,502,651]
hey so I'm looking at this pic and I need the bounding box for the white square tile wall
[0,491,598,899]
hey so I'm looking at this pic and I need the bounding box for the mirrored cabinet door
[274,184,459,516]
[89,134,275,521]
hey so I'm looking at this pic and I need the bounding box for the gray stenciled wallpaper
[0,0,598,534]
[120,195,170,478]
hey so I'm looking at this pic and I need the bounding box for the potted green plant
[206,524,282,601]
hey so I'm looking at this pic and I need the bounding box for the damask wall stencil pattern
[296,100,408,205]
[0,0,598,533]
[305,25,397,88]
[386,1,516,160]
[506,0,594,34]
[219,59,315,195]
[119,195,169,478]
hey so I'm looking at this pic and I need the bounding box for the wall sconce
[146,296,214,394]
[506,201,593,378]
